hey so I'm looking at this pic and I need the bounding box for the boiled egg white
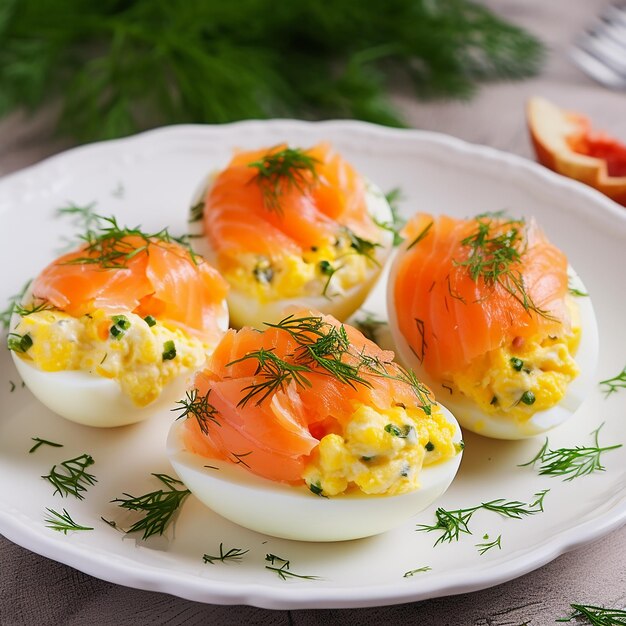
[166,404,463,542]
[387,265,599,440]
[188,173,394,329]
[10,297,229,428]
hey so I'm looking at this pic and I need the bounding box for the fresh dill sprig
[374,187,405,246]
[111,473,191,540]
[599,365,626,397]
[29,437,64,454]
[44,508,93,534]
[475,534,502,555]
[203,543,249,564]
[416,490,549,546]
[264,553,320,581]
[0,280,32,330]
[229,347,313,408]
[519,424,622,481]
[172,389,220,435]
[0,2,543,143]
[556,604,626,625]
[65,215,196,269]
[42,454,97,499]
[13,301,55,317]
[249,147,320,214]
[352,310,387,343]
[454,214,554,320]
[403,566,432,577]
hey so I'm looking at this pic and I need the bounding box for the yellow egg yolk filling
[450,301,581,422]
[224,231,382,302]
[12,308,207,406]
[302,403,458,497]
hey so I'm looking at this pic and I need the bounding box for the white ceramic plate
[0,121,624,610]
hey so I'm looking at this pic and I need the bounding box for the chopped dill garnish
[189,199,205,223]
[475,534,502,555]
[416,489,549,546]
[56,201,99,231]
[406,220,433,250]
[556,603,626,624]
[0,280,32,330]
[29,437,63,454]
[318,259,340,298]
[343,227,381,266]
[265,553,320,581]
[229,347,312,407]
[9,381,15,393]
[413,318,427,364]
[248,147,320,215]
[13,300,55,317]
[64,215,197,269]
[403,566,432,577]
[352,310,386,343]
[599,365,626,397]
[42,454,97,499]
[111,473,191,540]
[172,388,220,435]
[519,423,622,481]
[230,451,253,469]
[44,508,93,534]
[203,543,249,564]
[568,286,588,297]
[454,214,554,320]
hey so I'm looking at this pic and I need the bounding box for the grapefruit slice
[527,97,626,206]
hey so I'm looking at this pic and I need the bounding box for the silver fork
[570,4,626,89]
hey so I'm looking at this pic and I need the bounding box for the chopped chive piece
[162,340,176,360]
[454,441,465,454]
[318,260,333,275]
[385,423,413,438]
[110,314,130,339]
[253,261,274,284]
[520,390,535,405]
[362,455,375,461]
[7,332,33,353]
[490,396,498,406]
[425,441,435,452]
[510,357,524,371]
[309,482,324,496]
[144,315,157,327]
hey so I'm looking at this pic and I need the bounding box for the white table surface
[1,1,625,624]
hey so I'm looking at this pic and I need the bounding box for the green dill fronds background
[0,0,544,142]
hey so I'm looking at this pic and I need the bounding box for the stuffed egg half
[9,221,228,427]
[166,310,463,541]
[187,143,395,329]
[387,212,598,440]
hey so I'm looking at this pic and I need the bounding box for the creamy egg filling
[450,303,581,422]
[302,403,458,497]
[12,308,207,406]
[223,231,382,302]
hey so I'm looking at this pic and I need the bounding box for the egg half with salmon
[8,217,229,427]
[167,310,463,541]
[387,212,598,439]
[188,143,395,329]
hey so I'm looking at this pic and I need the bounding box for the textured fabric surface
[1,1,625,624]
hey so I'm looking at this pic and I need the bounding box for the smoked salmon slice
[32,221,228,342]
[392,212,571,380]
[179,310,438,484]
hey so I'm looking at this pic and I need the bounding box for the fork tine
[580,29,626,75]
[570,46,626,90]
[570,3,626,89]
